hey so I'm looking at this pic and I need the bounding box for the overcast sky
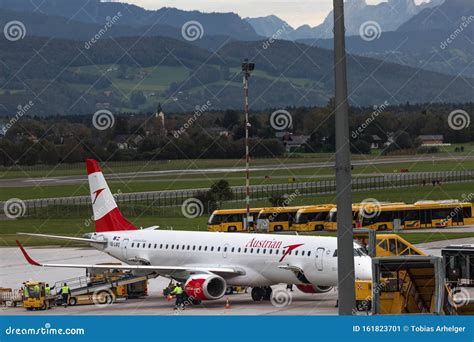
[126,0,430,27]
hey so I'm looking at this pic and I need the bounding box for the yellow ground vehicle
[22,281,56,311]
[207,208,263,232]
[358,200,474,230]
[54,264,150,306]
[326,200,473,231]
[353,230,426,311]
[256,206,307,232]
[292,205,335,231]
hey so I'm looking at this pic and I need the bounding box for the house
[114,134,143,150]
[418,134,444,145]
[280,132,310,152]
[370,135,382,149]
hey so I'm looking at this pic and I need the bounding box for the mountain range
[0,0,472,116]
[247,0,445,40]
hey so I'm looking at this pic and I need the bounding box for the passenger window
[217,247,221,252]
[193,246,196,250]
[224,247,227,252]
[211,246,214,251]
[204,246,208,251]
[154,244,157,249]
[250,248,254,253]
[263,249,266,254]
[302,251,305,256]
[256,249,260,254]
[148,243,151,248]
[165,244,169,249]
[295,251,298,256]
[182,245,185,250]
[199,246,202,251]
[308,251,311,256]
[187,245,190,250]
[131,243,134,247]
[231,247,235,252]
[160,244,163,249]
[238,248,241,253]
[269,249,272,254]
[142,243,145,248]
[171,244,174,249]
[244,248,247,253]
[276,250,279,255]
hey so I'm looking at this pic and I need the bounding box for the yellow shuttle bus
[207,208,263,232]
[292,205,336,231]
[256,206,307,232]
[358,200,474,230]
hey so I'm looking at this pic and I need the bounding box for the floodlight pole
[333,0,356,315]
[242,59,254,231]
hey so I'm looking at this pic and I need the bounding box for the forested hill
[0,35,473,116]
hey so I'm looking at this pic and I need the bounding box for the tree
[223,110,240,129]
[209,180,233,207]
[350,140,371,154]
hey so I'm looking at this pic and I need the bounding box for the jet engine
[184,274,227,300]
[296,284,333,293]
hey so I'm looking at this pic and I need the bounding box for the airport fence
[2,170,473,219]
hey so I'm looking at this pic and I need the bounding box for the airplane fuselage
[95,229,371,287]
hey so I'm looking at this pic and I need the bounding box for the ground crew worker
[33,284,40,296]
[45,284,54,296]
[59,283,71,308]
[170,283,184,310]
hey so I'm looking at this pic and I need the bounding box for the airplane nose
[355,257,372,280]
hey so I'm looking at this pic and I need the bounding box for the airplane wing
[16,240,244,276]
[17,232,107,244]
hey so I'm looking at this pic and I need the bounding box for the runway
[2,154,472,188]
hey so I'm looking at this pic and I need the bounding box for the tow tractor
[22,281,56,311]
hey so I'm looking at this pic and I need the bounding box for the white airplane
[17,159,372,302]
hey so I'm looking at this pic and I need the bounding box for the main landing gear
[251,286,272,301]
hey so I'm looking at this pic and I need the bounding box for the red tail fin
[86,159,137,232]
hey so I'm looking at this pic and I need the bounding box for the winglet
[16,240,41,266]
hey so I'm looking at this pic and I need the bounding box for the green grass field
[1,158,473,200]
[2,182,474,246]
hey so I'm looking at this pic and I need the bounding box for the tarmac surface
[0,246,339,315]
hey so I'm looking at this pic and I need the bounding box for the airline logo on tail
[86,159,136,232]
